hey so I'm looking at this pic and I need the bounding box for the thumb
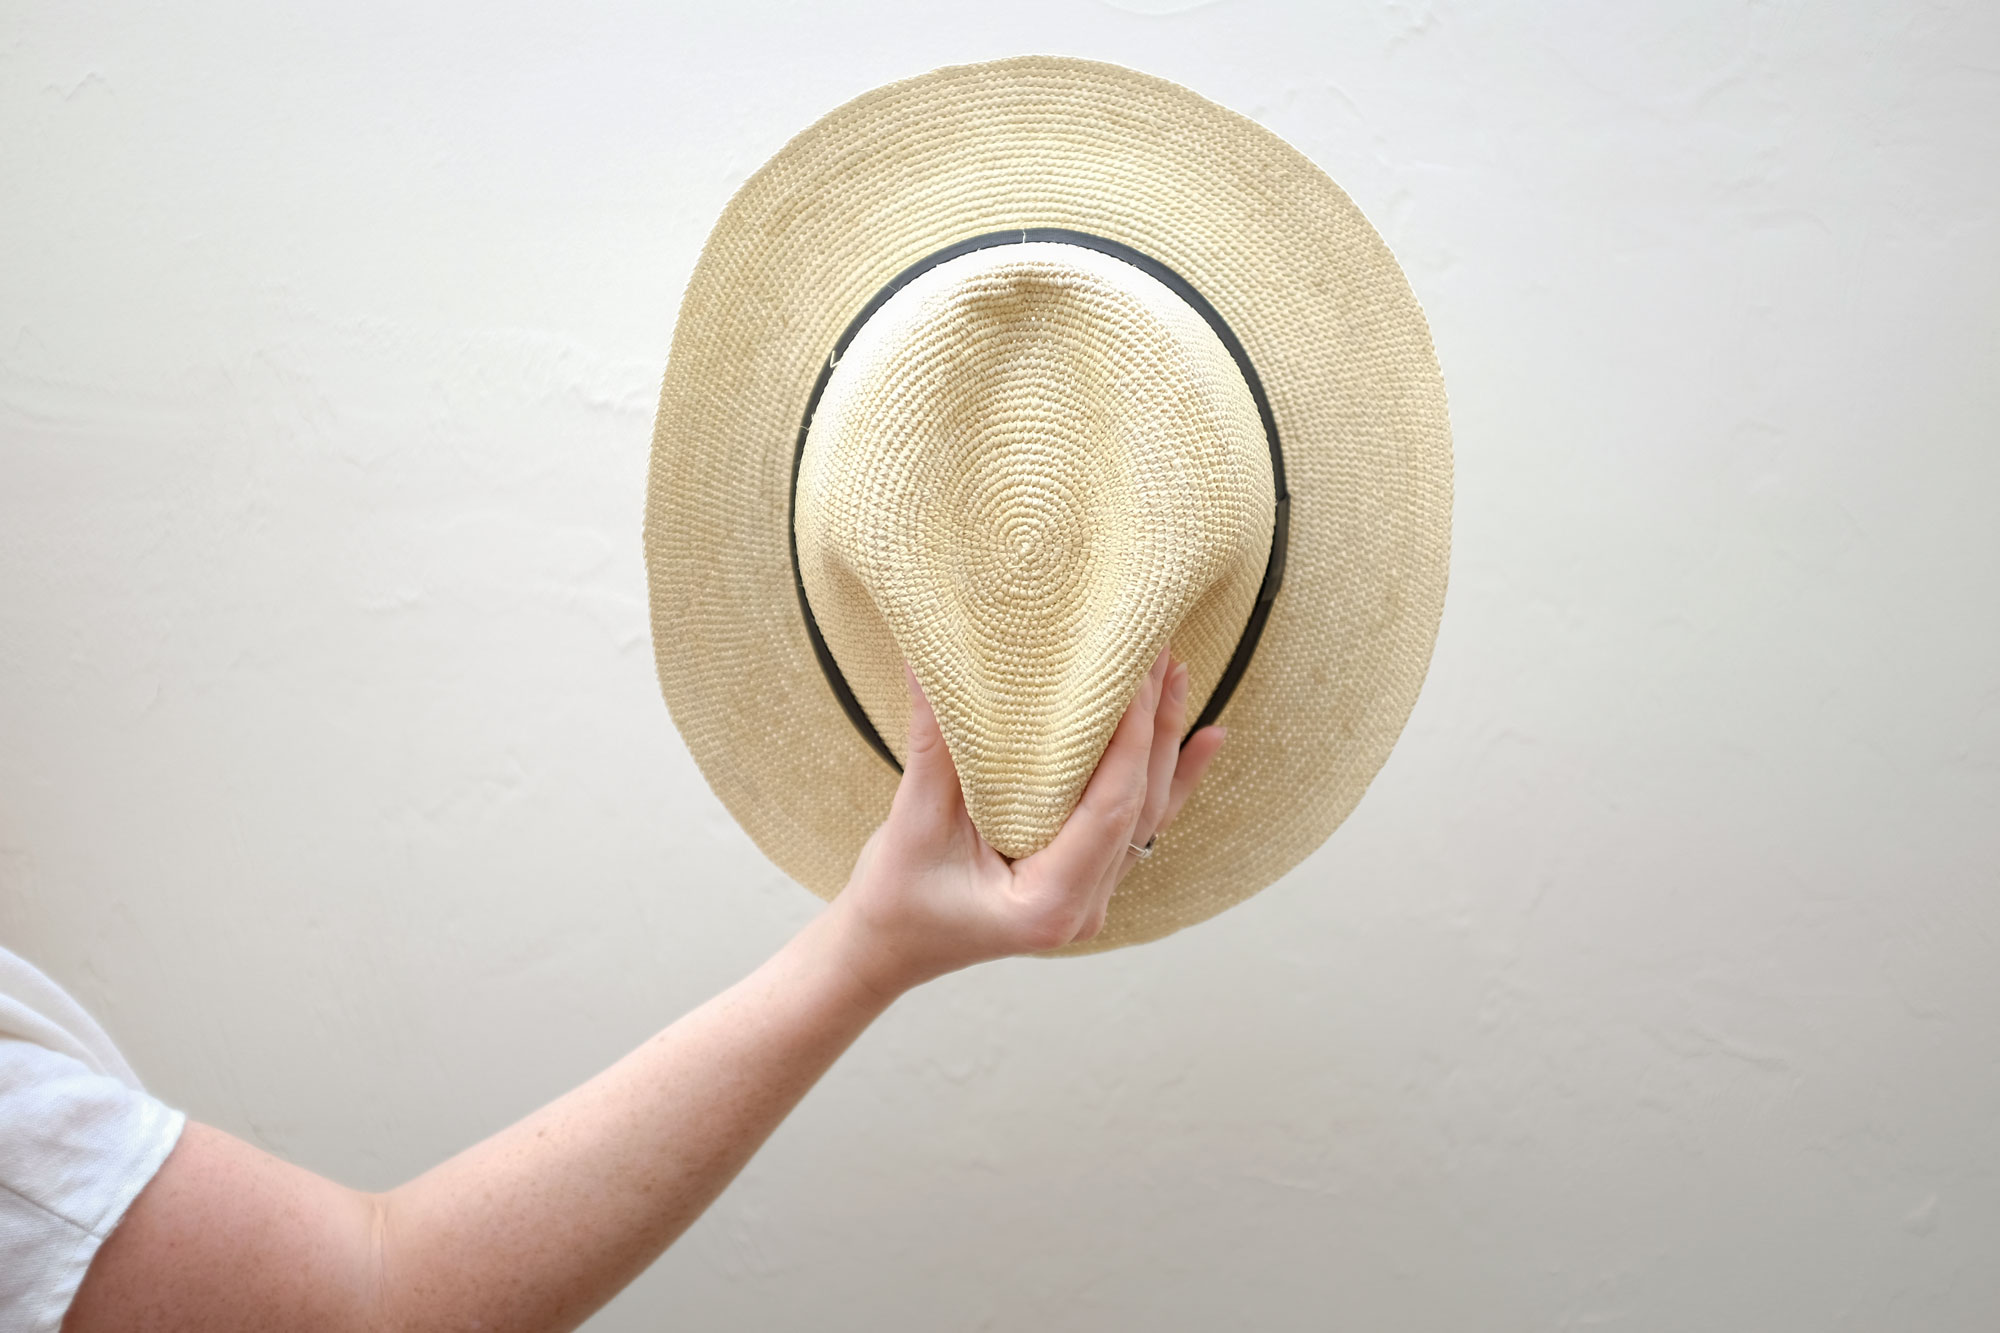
[895,666,964,818]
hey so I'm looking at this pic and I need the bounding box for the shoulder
[0,947,185,1333]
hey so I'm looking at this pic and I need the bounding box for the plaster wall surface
[3,2,1997,1328]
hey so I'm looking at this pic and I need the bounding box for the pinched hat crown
[794,242,1275,858]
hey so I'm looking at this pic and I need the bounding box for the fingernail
[1170,662,1189,701]
[1214,726,1229,744]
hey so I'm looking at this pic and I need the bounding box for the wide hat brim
[646,56,1452,954]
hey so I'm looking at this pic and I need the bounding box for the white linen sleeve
[0,1038,186,1333]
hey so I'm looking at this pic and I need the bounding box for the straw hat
[646,56,1451,954]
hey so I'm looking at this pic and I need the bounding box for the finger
[1097,726,1225,915]
[1091,656,1191,914]
[1159,724,1228,832]
[1134,658,1190,843]
[1025,648,1169,896]
[891,666,965,824]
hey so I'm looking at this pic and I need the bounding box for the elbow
[352,1189,400,1333]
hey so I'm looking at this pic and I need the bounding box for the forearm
[64,905,897,1333]
[371,904,894,1331]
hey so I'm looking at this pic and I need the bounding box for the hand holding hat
[826,651,1226,999]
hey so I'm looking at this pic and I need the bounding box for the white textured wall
[5,2,1997,1327]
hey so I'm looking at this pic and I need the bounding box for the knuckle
[1107,789,1147,829]
[1020,909,1077,953]
[1004,882,1085,953]
[1084,778,1146,826]
[1077,904,1107,941]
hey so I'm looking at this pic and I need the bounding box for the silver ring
[1127,835,1157,861]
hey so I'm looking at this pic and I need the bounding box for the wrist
[793,896,919,1016]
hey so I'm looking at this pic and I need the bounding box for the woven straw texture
[646,56,1452,954]
[796,243,1274,859]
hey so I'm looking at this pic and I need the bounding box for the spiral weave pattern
[796,244,1273,858]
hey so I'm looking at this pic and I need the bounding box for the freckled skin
[64,656,1223,1333]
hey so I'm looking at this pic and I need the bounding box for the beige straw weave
[646,56,1451,953]
[797,243,1274,859]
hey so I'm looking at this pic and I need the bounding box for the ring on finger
[1126,834,1158,861]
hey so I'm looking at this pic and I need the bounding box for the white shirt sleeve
[0,948,185,1333]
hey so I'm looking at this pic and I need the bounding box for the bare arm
[66,653,1221,1332]
[62,914,889,1332]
